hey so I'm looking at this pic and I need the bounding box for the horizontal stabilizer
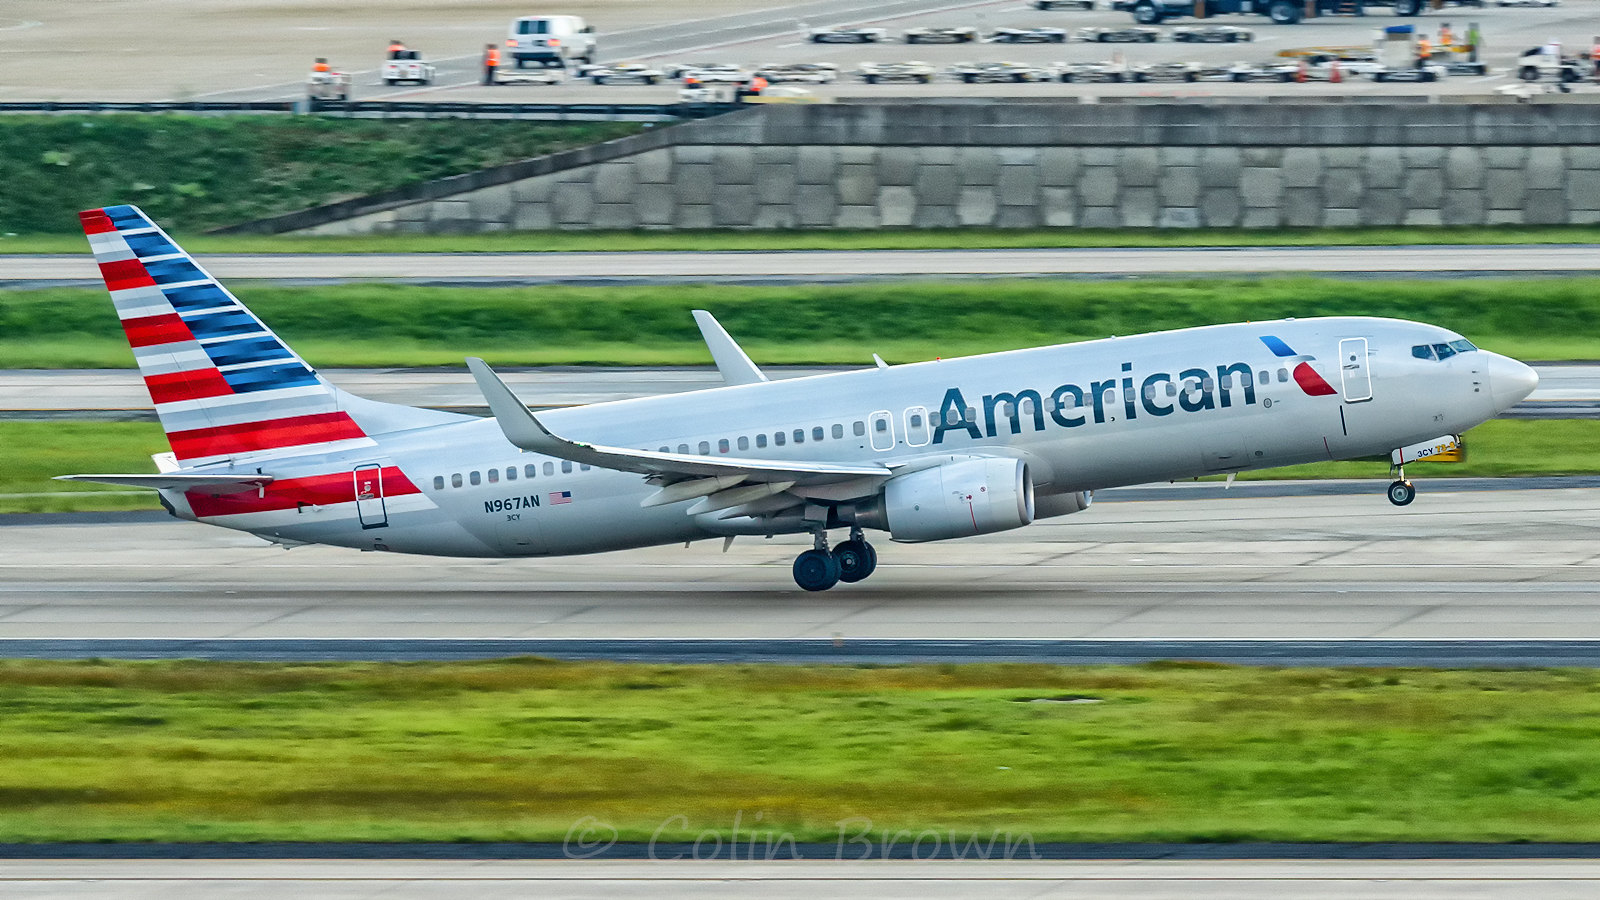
[466,357,893,486]
[55,473,274,493]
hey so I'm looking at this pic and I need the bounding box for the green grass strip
[5,225,1600,254]
[4,277,1600,368]
[1,658,1600,843]
[3,419,1596,514]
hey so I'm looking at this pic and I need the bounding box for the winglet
[692,310,768,386]
[465,357,563,454]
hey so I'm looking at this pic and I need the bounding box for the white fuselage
[159,316,1527,558]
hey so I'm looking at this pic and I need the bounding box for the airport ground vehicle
[1055,59,1130,80]
[1036,0,1096,7]
[1114,0,1425,24]
[756,63,839,83]
[949,61,1055,82]
[584,63,665,85]
[811,26,887,42]
[905,26,980,43]
[854,61,936,83]
[1171,25,1254,41]
[70,205,1538,591]
[1076,26,1160,42]
[507,15,596,67]
[989,27,1069,42]
[380,50,434,85]
[666,62,749,82]
[1516,46,1585,81]
[1131,61,1201,81]
[306,70,351,100]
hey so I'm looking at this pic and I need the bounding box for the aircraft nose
[1486,353,1539,413]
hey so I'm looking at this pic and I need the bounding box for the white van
[506,16,596,68]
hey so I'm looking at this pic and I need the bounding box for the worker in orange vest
[312,58,331,74]
[482,43,500,85]
[1416,35,1432,69]
[387,40,407,59]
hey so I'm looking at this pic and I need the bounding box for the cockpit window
[1412,340,1477,362]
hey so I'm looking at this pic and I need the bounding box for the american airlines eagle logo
[1259,336,1337,397]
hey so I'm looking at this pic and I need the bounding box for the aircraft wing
[467,358,892,486]
[55,474,275,493]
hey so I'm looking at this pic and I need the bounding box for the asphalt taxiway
[3,484,1595,645]
[9,245,1600,284]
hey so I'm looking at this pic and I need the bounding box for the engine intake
[882,457,1034,542]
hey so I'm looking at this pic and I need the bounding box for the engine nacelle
[882,457,1034,542]
[1034,490,1093,520]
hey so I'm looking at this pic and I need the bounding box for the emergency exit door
[1339,338,1372,403]
[353,463,388,529]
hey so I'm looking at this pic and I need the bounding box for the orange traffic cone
[1330,60,1342,83]
[1296,59,1308,83]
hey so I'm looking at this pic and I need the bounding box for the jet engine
[880,457,1034,542]
[1034,489,1092,520]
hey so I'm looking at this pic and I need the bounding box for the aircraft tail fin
[80,205,459,467]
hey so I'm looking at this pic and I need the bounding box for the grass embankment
[6,225,1600,254]
[4,420,1595,514]
[4,277,1600,368]
[0,115,640,235]
[1,658,1599,843]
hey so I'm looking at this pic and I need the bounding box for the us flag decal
[549,490,572,505]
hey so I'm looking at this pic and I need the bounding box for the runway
[3,484,1596,644]
[6,859,1600,899]
[4,364,1591,418]
[8,245,1600,285]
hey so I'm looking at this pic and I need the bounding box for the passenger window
[1165,382,1177,397]
[561,460,573,473]
[910,412,924,428]
[793,429,804,444]
[718,438,730,453]
[433,476,444,490]
[832,423,844,439]
[544,462,554,476]
[1241,372,1253,388]
[699,441,711,455]
[1143,384,1156,401]
[965,407,977,422]
[853,421,866,436]
[1258,371,1269,385]
[506,466,517,482]
[738,436,749,451]
[469,471,481,486]
[488,468,499,484]
[580,464,590,471]
[813,426,824,442]
[775,431,786,446]
[874,418,888,433]
[756,434,768,448]
[526,464,537,478]
[451,473,463,488]
[678,444,690,454]
[1278,368,1289,382]
[659,446,669,453]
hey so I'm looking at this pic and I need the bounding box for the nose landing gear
[792,528,879,591]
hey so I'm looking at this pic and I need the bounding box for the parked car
[506,15,595,68]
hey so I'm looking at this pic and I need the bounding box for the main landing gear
[1387,464,1416,507]
[792,528,878,591]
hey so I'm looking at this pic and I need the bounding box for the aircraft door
[903,406,931,447]
[353,463,388,529]
[1339,338,1372,403]
[868,410,895,452]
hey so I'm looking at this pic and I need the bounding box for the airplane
[61,205,1539,591]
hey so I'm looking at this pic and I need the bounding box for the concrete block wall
[284,103,1600,234]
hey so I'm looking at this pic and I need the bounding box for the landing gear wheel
[793,549,841,592]
[1387,480,1416,507]
[835,539,877,583]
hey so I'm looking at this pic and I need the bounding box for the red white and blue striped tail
[80,205,376,467]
